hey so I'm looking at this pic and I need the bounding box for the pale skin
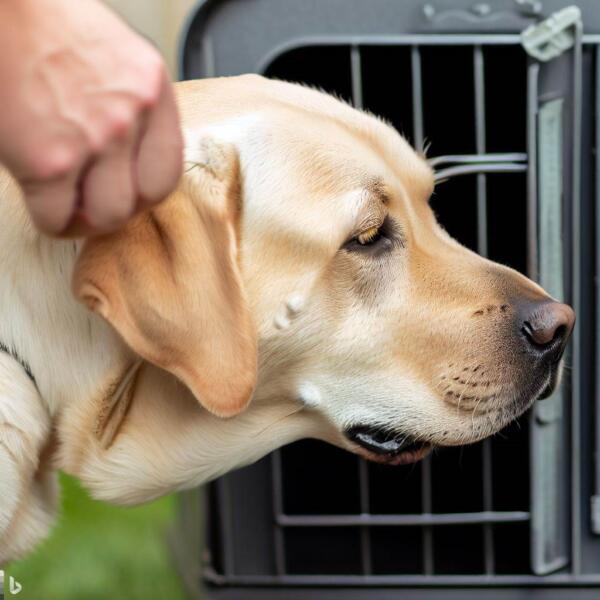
[0,0,183,236]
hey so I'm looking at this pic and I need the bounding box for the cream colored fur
[0,75,561,563]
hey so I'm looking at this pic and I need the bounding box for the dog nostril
[522,322,567,348]
[521,320,535,343]
[553,324,567,344]
[522,320,560,347]
[520,302,575,352]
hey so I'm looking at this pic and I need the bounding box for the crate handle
[423,0,542,24]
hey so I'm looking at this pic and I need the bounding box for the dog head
[73,75,574,466]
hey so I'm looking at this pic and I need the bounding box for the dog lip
[344,425,421,456]
[358,442,432,466]
[537,359,562,400]
[538,380,554,400]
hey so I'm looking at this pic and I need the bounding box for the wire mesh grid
[201,41,548,583]
[266,42,532,580]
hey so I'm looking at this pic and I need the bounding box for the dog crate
[171,1,600,597]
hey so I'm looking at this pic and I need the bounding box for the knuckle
[105,107,136,140]
[86,129,105,154]
[29,145,78,180]
[137,86,160,109]
[88,107,136,150]
[136,58,164,107]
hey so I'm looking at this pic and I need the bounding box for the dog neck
[59,361,328,505]
[0,227,127,420]
[1,169,332,505]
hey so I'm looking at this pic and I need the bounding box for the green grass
[7,474,187,600]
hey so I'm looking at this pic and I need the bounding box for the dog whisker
[471,396,484,436]
[455,368,479,416]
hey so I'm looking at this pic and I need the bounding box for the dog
[0,75,574,563]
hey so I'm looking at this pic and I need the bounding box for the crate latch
[521,6,582,61]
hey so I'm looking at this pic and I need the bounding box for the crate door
[529,35,581,575]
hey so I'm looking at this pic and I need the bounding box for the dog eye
[357,226,381,246]
[343,216,401,256]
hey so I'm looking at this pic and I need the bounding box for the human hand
[0,0,183,236]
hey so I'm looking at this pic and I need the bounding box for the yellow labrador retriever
[0,75,574,562]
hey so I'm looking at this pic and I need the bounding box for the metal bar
[349,44,373,576]
[474,44,494,577]
[271,450,286,576]
[434,163,527,181]
[570,17,584,575]
[216,477,235,577]
[350,45,363,109]
[420,406,435,565]
[594,44,600,536]
[358,460,372,575]
[429,152,528,167]
[411,45,424,149]
[202,571,600,588]
[422,458,434,574]
[526,62,539,281]
[276,511,530,527]
[411,43,431,576]
[482,441,495,575]
[474,45,488,257]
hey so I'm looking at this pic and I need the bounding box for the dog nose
[520,301,575,360]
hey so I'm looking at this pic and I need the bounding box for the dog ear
[72,138,256,417]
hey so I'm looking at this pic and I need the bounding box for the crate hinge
[521,6,582,61]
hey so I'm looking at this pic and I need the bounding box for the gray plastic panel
[180,0,600,81]
[197,590,600,600]
[595,44,600,538]
[174,0,600,596]
[531,96,569,575]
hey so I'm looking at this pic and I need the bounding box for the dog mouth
[343,359,563,464]
[344,425,432,465]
